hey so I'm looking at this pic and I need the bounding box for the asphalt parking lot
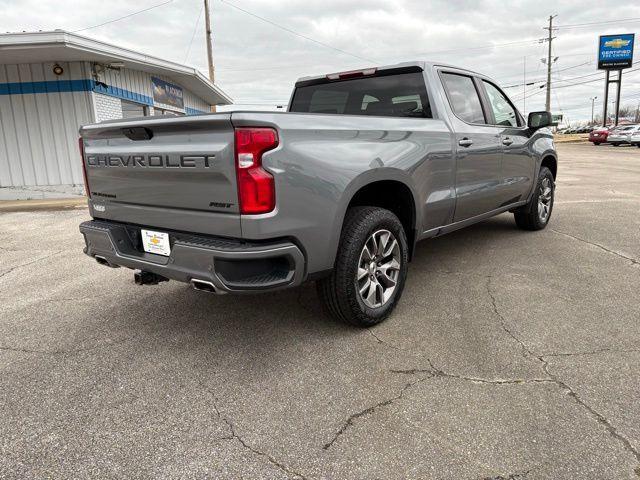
[1,143,639,479]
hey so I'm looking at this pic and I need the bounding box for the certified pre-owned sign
[598,34,635,70]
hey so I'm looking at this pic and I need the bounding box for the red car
[589,127,611,145]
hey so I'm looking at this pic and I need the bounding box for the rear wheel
[593,142,601,146]
[514,166,555,231]
[317,207,408,327]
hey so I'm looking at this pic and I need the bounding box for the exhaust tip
[190,279,218,294]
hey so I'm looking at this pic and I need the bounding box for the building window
[154,107,184,116]
[122,100,148,118]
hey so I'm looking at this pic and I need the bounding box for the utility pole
[204,0,216,112]
[590,96,597,124]
[543,15,557,113]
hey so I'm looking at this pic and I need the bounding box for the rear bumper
[79,220,306,293]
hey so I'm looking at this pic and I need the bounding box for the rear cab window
[290,69,432,118]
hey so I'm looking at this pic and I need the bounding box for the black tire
[593,142,601,146]
[317,207,409,327]
[513,166,555,231]
[612,143,620,147]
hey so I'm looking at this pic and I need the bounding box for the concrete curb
[0,197,87,213]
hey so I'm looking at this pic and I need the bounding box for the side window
[441,73,486,124]
[483,81,519,127]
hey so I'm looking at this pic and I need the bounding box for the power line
[218,0,374,63]
[184,3,205,63]
[555,67,640,89]
[380,39,541,59]
[556,17,640,30]
[72,0,174,33]
[499,61,591,85]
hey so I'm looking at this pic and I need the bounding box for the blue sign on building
[598,34,635,70]
[151,77,184,109]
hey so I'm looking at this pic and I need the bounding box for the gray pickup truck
[79,61,557,327]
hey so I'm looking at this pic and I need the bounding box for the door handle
[458,138,473,147]
[502,137,513,146]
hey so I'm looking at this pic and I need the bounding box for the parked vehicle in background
[78,61,558,326]
[590,127,612,145]
[631,129,640,147]
[608,125,640,146]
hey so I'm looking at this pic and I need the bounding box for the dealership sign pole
[598,34,635,127]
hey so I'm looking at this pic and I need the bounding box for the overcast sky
[3,0,639,124]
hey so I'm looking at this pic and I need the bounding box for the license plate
[141,229,171,256]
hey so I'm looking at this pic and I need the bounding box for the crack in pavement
[538,356,640,465]
[550,229,639,266]
[0,250,64,280]
[362,276,640,472]
[323,375,432,451]
[366,328,390,346]
[392,359,553,386]
[0,334,137,355]
[486,276,540,362]
[487,276,640,470]
[197,379,307,479]
[543,347,640,358]
[482,471,530,480]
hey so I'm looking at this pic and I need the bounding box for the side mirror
[528,111,555,129]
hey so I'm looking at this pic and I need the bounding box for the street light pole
[590,96,597,124]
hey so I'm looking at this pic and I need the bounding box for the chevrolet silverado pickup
[79,61,558,326]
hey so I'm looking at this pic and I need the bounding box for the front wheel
[317,207,409,327]
[513,166,555,231]
[593,142,601,146]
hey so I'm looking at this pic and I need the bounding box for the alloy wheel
[356,229,401,308]
[538,177,553,223]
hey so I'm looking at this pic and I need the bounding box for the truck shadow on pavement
[99,212,527,347]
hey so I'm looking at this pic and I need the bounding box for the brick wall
[93,92,122,122]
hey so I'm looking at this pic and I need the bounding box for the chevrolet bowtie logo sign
[604,38,631,49]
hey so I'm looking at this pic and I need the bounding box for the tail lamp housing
[235,127,278,214]
[79,137,90,197]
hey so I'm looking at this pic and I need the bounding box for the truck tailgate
[80,114,241,238]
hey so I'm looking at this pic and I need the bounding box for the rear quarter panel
[231,111,454,273]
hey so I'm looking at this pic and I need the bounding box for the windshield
[290,72,432,118]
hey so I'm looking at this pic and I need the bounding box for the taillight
[78,137,90,197]
[235,127,278,214]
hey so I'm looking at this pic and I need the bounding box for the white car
[631,129,640,148]
[608,125,640,146]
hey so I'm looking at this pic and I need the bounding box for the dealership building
[0,30,232,199]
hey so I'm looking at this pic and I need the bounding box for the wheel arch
[330,170,420,263]
[540,154,558,180]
